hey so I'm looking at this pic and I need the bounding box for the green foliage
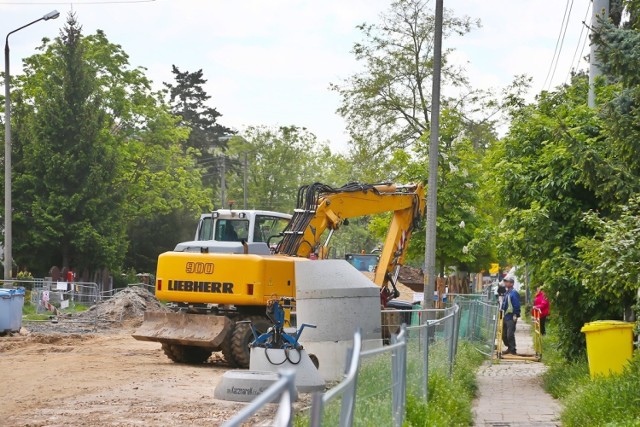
[305,353,397,426]
[22,303,51,320]
[330,216,382,260]
[331,0,509,273]
[490,5,640,360]
[331,0,480,158]
[294,340,484,426]
[224,126,346,212]
[8,13,210,276]
[164,66,234,193]
[16,270,34,280]
[486,73,630,359]
[164,66,233,153]
[329,0,522,275]
[22,299,89,318]
[541,317,640,426]
[561,354,640,426]
[405,341,485,426]
[575,197,640,306]
[398,114,496,273]
[541,322,590,399]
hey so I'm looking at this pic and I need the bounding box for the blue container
[0,288,25,333]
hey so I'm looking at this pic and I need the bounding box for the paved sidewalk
[472,321,562,426]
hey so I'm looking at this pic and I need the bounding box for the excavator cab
[345,253,380,272]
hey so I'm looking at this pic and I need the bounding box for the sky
[1,0,594,154]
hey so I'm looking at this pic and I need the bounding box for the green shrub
[561,354,640,426]
[543,359,589,399]
[541,319,640,426]
[541,319,590,398]
[404,341,485,427]
[294,340,485,426]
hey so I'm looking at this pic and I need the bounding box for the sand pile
[398,266,424,290]
[361,271,418,302]
[79,286,170,324]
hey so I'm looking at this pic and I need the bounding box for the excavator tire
[219,321,238,368]
[231,315,271,368]
[161,343,213,364]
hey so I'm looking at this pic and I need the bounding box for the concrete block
[249,347,325,393]
[214,370,298,402]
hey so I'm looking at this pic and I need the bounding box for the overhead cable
[542,0,574,92]
[565,1,592,84]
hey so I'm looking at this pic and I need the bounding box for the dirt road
[0,288,293,426]
[0,327,279,426]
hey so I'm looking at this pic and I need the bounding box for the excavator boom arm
[276,182,425,295]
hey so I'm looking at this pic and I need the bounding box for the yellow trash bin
[580,320,634,378]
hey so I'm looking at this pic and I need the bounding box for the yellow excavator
[133,182,425,367]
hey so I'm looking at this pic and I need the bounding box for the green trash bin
[580,320,634,378]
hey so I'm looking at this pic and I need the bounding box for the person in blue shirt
[501,277,521,355]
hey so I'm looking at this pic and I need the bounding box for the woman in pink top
[533,285,550,335]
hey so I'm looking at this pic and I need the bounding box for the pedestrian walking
[533,285,550,335]
[501,277,521,355]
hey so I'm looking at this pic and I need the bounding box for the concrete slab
[214,370,298,403]
[249,347,325,393]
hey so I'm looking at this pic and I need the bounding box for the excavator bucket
[132,311,232,348]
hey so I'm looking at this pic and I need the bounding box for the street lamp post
[4,10,60,281]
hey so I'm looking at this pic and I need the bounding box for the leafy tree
[388,110,494,272]
[223,126,344,212]
[331,0,480,162]
[11,14,123,272]
[575,198,640,313]
[487,74,627,359]
[164,66,234,152]
[164,66,235,190]
[9,13,209,276]
[330,0,526,274]
[568,2,640,322]
[488,6,640,353]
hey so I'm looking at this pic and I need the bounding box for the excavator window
[346,254,380,272]
[197,217,214,241]
[254,215,290,243]
[215,219,249,242]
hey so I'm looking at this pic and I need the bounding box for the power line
[543,0,574,91]
[0,1,154,4]
[565,1,592,83]
[577,15,591,71]
[548,0,575,90]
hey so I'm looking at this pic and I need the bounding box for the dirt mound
[361,271,417,302]
[79,286,170,324]
[398,266,424,291]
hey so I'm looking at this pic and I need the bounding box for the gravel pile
[79,286,170,323]
[22,286,170,334]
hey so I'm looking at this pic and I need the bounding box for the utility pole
[243,152,248,209]
[220,156,226,208]
[423,0,443,309]
[588,0,609,107]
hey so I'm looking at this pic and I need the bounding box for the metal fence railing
[4,278,157,332]
[451,295,500,361]
[221,370,298,427]
[221,297,502,427]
